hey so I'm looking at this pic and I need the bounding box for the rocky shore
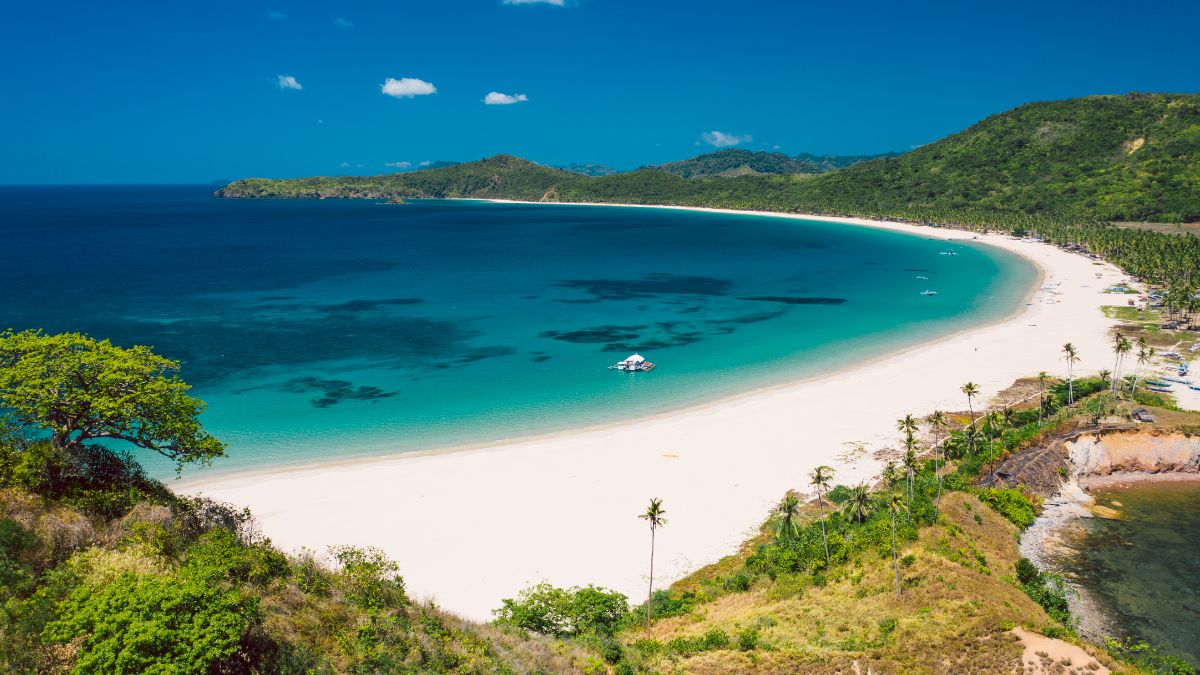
[1013,427,1200,641]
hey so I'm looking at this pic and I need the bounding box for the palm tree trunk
[934,433,942,517]
[817,492,829,563]
[891,513,901,596]
[645,527,655,632]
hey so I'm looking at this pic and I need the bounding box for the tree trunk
[818,492,829,563]
[891,514,901,595]
[645,526,656,632]
[934,432,942,517]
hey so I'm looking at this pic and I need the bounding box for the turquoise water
[0,186,1036,478]
[1062,483,1200,667]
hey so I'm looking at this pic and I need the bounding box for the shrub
[494,582,628,637]
[737,626,760,651]
[42,572,261,673]
[1103,636,1196,675]
[722,571,751,592]
[974,488,1038,529]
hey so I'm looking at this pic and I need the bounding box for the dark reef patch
[455,345,518,364]
[317,298,424,313]
[540,322,706,353]
[706,310,787,325]
[555,273,732,301]
[283,376,399,408]
[739,296,847,305]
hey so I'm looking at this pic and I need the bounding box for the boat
[1147,385,1173,393]
[1164,377,1193,385]
[939,250,959,256]
[920,290,938,296]
[915,275,929,280]
[609,353,656,372]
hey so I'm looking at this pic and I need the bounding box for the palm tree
[775,493,800,542]
[961,382,980,455]
[1111,332,1124,394]
[809,465,834,563]
[888,493,905,595]
[1062,343,1079,407]
[638,498,667,631]
[1037,372,1049,423]
[902,444,916,523]
[926,410,947,515]
[845,484,873,523]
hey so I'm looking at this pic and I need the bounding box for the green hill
[788,93,1200,222]
[220,93,1200,223]
[649,149,823,178]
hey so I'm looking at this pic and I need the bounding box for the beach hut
[1130,407,1155,423]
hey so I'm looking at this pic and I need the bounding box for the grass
[621,493,1109,673]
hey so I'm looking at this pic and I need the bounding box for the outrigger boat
[610,353,656,372]
[1147,385,1174,393]
[920,290,939,296]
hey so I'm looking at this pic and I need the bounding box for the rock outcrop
[1067,431,1200,487]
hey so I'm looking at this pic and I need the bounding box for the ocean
[0,185,1037,477]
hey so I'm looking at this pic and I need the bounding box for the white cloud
[334,17,353,28]
[700,130,752,147]
[502,0,565,5]
[385,161,412,169]
[484,91,529,105]
[277,75,302,91]
[419,160,432,167]
[267,10,287,20]
[381,77,437,98]
[338,161,350,168]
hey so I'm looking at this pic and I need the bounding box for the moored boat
[609,353,656,372]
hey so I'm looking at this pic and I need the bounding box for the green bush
[737,626,760,651]
[1104,636,1197,675]
[974,488,1037,529]
[494,582,629,637]
[42,572,261,673]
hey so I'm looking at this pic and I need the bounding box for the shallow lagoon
[0,186,1036,476]
[1061,482,1200,667]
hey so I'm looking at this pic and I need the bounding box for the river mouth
[1049,481,1200,668]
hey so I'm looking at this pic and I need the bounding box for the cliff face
[1068,431,1200,487]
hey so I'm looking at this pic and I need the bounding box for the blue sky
[2,0,1198,183]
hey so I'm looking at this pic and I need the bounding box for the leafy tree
[0,330,225,472]
[494,582,628,638]
[638,498,667,631]
[926,410,948,515]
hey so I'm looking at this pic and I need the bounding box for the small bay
[0,186,1036,477]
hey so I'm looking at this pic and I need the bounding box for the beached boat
[920,290,939,296]
[609,353,656,372]
[1147,385,1173,393]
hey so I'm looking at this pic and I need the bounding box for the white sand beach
[180,207,1125,621]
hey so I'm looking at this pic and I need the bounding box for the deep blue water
[0,185,1036,477]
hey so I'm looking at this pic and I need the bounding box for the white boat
[915,275,929,280]
[921,290,938,296]
[939,250,959,256]
[609,353,656,372]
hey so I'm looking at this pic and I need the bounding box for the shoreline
[181,204,1126,620]
[176,203,1040,488]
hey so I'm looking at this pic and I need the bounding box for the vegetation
[0,335,599,673]
[646,149,891,178]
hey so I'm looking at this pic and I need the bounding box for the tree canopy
[0,330,225,471]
